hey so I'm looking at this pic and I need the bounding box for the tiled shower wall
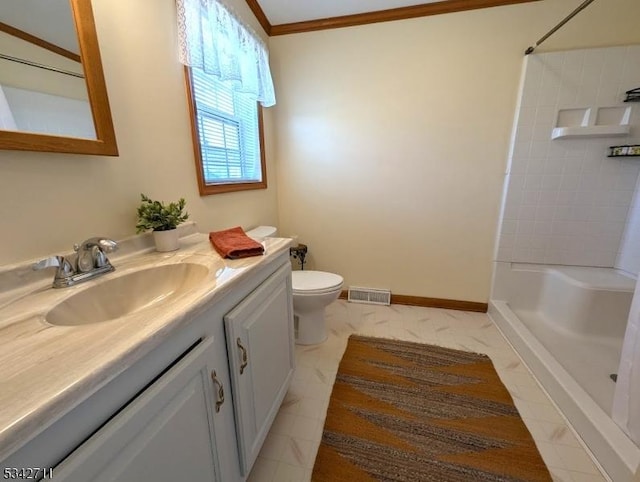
[496,45,640,268]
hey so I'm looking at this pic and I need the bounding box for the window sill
[198,180,267,196]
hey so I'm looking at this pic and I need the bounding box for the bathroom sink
[46,263,209,326]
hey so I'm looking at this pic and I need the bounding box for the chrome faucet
[34,237,118,288]
[74,237,118,272]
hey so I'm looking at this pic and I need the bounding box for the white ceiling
[256,0,442,25]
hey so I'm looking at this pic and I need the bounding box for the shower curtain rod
[525,0,597,55]
[0,53,84,78]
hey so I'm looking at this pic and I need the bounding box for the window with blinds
[187,68,266,195]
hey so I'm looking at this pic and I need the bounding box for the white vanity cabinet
[52,338,223,482]
[0,247,294,482]
[224,263,295,475]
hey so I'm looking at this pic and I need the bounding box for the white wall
[0,28,94,138]
[271,0,640,303]
[497,46,640,267]
[0,86,16,130]
[2,0,640,300]
[3,86,94,138]
[0,31,87,100]
[0,0,278,266]
[618,174,640,276]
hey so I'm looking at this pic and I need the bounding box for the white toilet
[291,270,343,345]
[246,226,344,345]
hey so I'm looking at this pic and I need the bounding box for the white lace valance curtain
[176,0,276,107]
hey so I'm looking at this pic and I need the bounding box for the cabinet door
[225,263,295,475]
[53,338,223,482]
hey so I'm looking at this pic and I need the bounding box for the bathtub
[489,262,639,482]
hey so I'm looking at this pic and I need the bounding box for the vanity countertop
[0,232,291,461]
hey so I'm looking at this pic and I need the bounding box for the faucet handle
[33,256,61,270]
[33,256,74,278]
[79,237,118,253]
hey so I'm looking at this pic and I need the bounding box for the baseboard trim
[339,291,487,313]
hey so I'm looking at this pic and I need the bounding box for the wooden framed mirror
[0,0,118,156]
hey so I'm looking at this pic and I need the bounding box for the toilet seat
[292,271,343,295]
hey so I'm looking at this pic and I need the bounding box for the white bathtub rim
[489,300,640,481]
[509,264,636,293]
[513,307,625,347]
[548,269,634,293]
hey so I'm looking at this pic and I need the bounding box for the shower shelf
[552,106,632,139]
[551,124,630,139]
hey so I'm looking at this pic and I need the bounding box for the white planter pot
[153,229,179,252]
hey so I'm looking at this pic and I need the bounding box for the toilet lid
[246,225,276,240]
[292,271,343,294]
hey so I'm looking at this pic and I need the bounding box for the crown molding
[246,0,540,37]
[244,0,272,35]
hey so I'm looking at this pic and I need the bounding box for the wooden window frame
[184,66,267,196]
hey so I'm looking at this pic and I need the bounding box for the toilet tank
[246,226,277,240]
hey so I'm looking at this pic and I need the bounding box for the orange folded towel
[209,226,265,259]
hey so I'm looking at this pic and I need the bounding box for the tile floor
[247,300,608,482]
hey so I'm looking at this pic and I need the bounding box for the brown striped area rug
[312,335,551,482]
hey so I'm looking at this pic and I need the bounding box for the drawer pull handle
[236,338,248,374]
[211,370,225,413]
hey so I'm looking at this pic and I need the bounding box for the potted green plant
[136,194,189,252]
